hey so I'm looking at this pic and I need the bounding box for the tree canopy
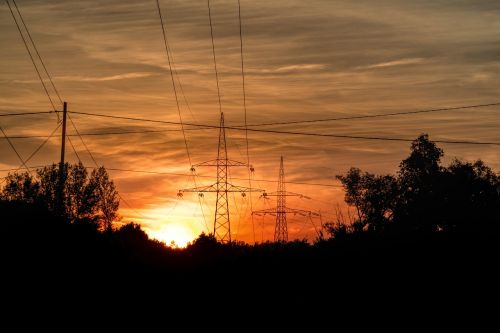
[335,134,500,235]
[1,163,120,230]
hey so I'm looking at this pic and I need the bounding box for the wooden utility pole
[58,101,67,214]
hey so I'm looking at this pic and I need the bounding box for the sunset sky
[1,0,499,245]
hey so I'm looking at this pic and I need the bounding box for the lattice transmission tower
[253,156,319,242]
[178,112,264,243]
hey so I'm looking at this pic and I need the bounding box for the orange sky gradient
[1,0,499,245]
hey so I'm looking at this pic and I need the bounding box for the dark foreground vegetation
[1,135,499,313]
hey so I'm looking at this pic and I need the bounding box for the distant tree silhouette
[323,221,349,240]
[115,222,149,241]
[335,134,500,237]
[187,232,218,250]
[1,162,120,230]
[439,159,500,232]
[395,134,445,232]
[1,172,39,203]
[337,168,397,231]
[88,167,120,232]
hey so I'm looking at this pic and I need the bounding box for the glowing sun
[149,223,197,248]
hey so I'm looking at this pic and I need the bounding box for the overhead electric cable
[67,114,148,220]
[66,135,82,163]
[207,0,223,114]
[246,102,500,127]
[21,123,61,167]
[155,0,193,167]
[5,0,56,111]
[0,111,54,117]
[237,0,256,243]
[0,125,31,173]
[69,110,500,146]
[156,0,208,231]
[12,0,63,106]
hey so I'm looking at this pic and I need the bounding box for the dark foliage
[1,135,499,315]
[1,163,119,230]
[336,134,500,234]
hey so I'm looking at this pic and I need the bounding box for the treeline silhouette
[1,134,499,307]
[329,134,500,235]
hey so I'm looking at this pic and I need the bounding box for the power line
[12,0,63,106]
[167,42,196,121]
[21,123,61,167]
[0,128,212,139]
[0,111,54,117]
[0,125,31,174]
[234,128,500,146]
[97,167,342,188]
[67,114,99,166]
[5,1,144,222]
[67,114,150,220]
[237,0,256,243]
[156,0,209,231]
[5,0,57,111]
[66,135,81,163]
[207,0,223,115]
[69,110,190,125]
[8,101,500,127]
[116,194,149,220]
[246,102,500,127]
[155,0,193,167]
[68,110,500,146]
[0,123,61,180]
[0,165,45,172]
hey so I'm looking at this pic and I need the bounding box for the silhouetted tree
[1,163,119,230]
[187,233,218,250]
[337,168,397,231]
[114,222,149,244]
[323,222,349,240]
[336,134,500,236]
[439,159,500,232]
[395,134,445,232]
[1,171,39,203]
[88,167,120,232]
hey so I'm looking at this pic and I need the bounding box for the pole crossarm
[251,208,276,216]
[253,207,319,217]
[193,159,248,168]
[179,183,217,193]
[262,191,310,199]
[179,182,264,193]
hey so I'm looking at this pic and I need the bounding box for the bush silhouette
[335,134,500,237]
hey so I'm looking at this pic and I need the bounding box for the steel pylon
[253,156,319,242]
[275,156,287,241]
[178,112,264,243]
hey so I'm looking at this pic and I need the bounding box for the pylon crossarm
[286,191,311,199]
[179,183,217,193]
[226,183,265,193]
[261,191,305,197]
[193,159,248,167]
[283,208,319,216]
[252,208,276,216]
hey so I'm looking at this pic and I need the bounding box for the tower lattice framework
[253,156,318,242]
[179,113,263,243]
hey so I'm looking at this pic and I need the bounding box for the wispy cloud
[13,72,156,84]
[275,64,327,72]
[246,64,327,75]
[57,72,156,82]
[359,58,425,70]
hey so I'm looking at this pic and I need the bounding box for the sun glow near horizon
[148,223,196,248]
[125,202,207,248]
